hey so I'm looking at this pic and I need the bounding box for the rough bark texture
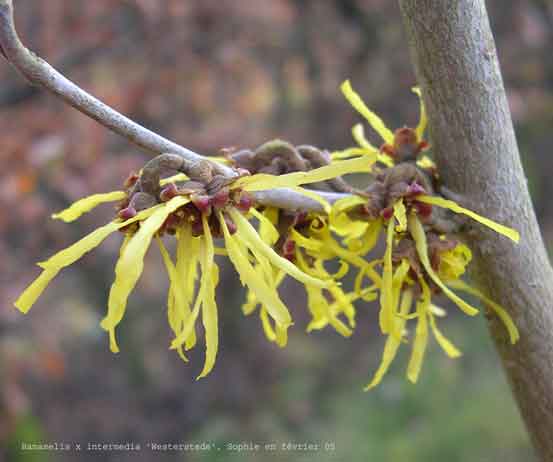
[399,1,553,459]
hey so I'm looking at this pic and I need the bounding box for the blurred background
[1,0,551,460]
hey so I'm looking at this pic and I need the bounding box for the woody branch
[399,0,553,459]
[0,0,350,213]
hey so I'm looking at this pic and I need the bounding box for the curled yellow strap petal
[169,271,204,351]
[428,312,462,358]
[219,211,292,327]
[39,205,162,270]
[260,307,277,342]
[176,227,197,350]
[15,208,158,314]
[289,229,323,252]
[393,199,407,232]
[160,173,189,186]
[407,278,430,383]
[379,218,396,334]
[417,195,520,243]
[249,208,279,245]
[377,153,395,168]
[157,237,189,362]
[411,86,427,141]
[351,124,379,152]
[331,147,368,160]
[340,80,394,144]
[329,195,368,236]
[236,156,375,191]
[416,155,436,170]
[291,187,331,214]
[14,269,59,314]
[52,191,127,223]
[447,279,519,344]
[408,213,479,316]
[365,290,413,390]
[229,209,330,289]
[101,196,189,352]
[197,215,219,379]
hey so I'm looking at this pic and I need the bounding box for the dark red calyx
[159,183,179,202]
[380,207,394,220]
[191,194,211,213]
[406,182,426,196]
[211,187,230,209]
[414,201,433,218]
[235,192,253,212]
[118,206,137,220]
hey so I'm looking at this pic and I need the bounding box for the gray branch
[0,0,356,213]
[399,0,553,459]
[0,0,236,173]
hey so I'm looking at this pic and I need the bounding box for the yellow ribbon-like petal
[331,147,369,161]
[219,211,292,328]
[408,213,479,317]
[249,208,280,245]
[341,80,394,144]
[157,237,189,362]
[197,214,219,379]
[52,191,127,223]
[447,279,519,344]
[15,206,162,314]
[411,86,427,141]
[379,218,396,334]
[235,156,375,191]
[417,195,520,243]
[393,199,407,233]
[365,289,413,390]
[229,209,330,289]
[407,277,430,383]
[101,196,189,352]
[429,312,462,358]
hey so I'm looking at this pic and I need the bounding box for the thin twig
[0,0,356,213]
[0,0,230,173]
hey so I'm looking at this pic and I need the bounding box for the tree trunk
[398,1,553,459]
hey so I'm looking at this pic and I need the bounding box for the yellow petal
[219,211,292,327]
[52,191,127,223]
[407,278,430,383]
[417,195,520,243]
[411,86,427,141]
[176,227,198,350]
[249,208,279,245]
[160,173,189,186]
[379,218,396,334]
[331,147,369,160]
[365,290,413,390]
[428,312,462,358]
[408,213,479,316]
[197,215,219,379]
[236,156,375,191]
[260,307,277,342]
[416,155,436,170]
[351,123,379,152]
[229,209,330,289]
[101,196,189,352]
[14,269,59,314]
[157,237,189,362]
[289,229,324,253]
[341,80,394,144]
[329,195,368,236]
[393,199,407,232]
[15,207,159,314]
[447,279,519,344]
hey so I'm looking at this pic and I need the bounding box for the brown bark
[399,1,553,459]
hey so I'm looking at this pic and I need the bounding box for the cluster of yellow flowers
[14,80,520,388]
